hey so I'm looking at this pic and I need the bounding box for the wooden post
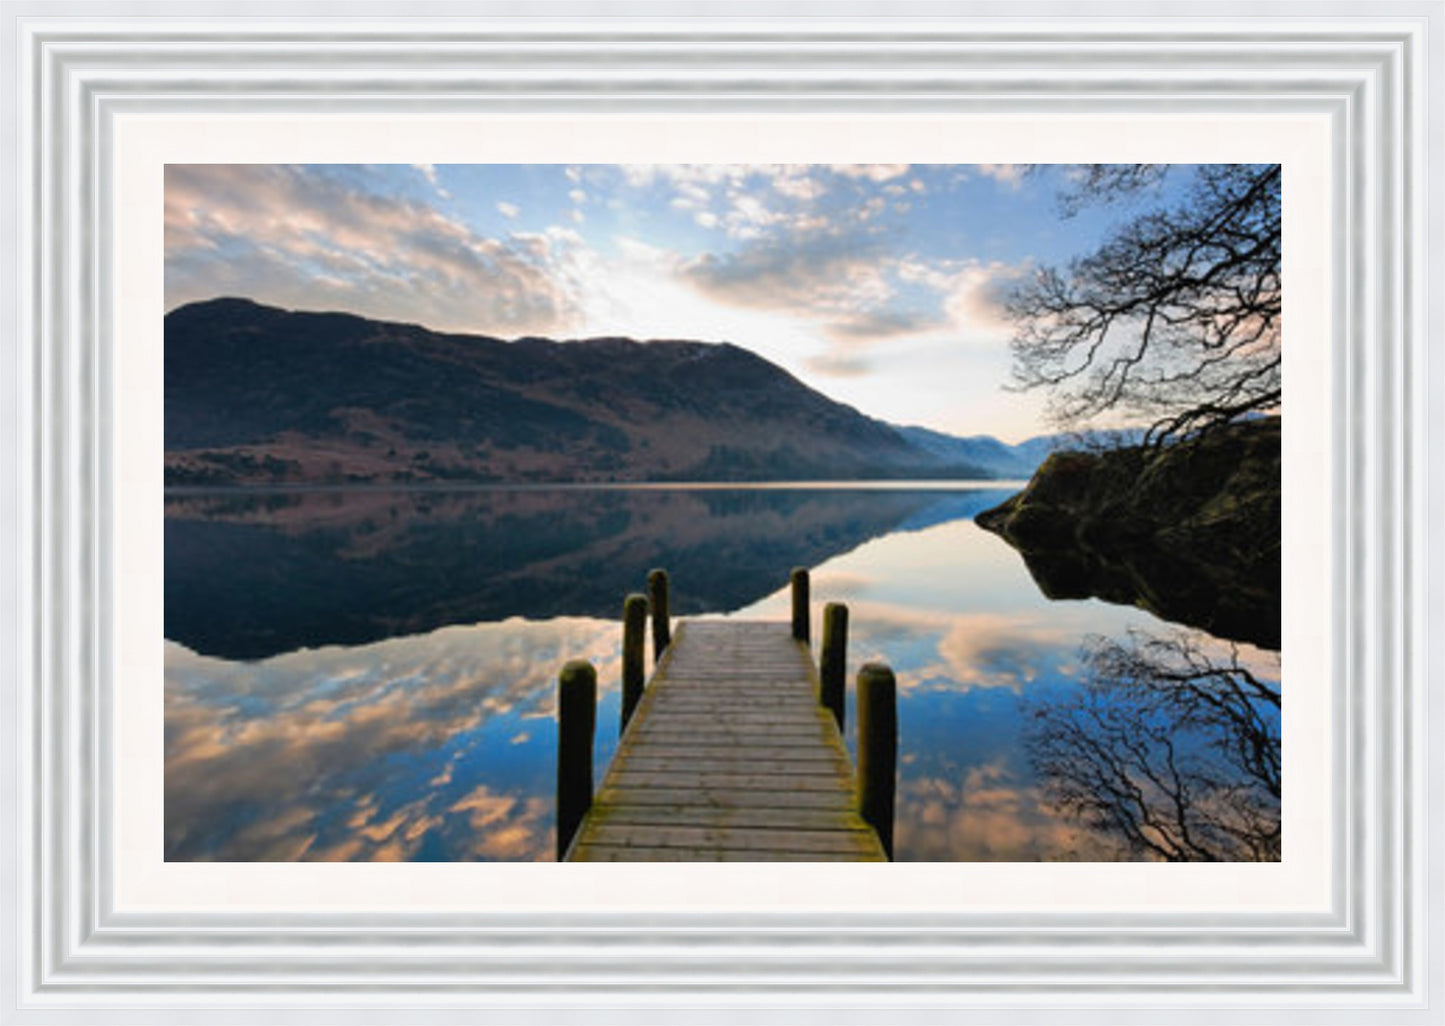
[819,602,848,731]
[856,661,897,860]
[621,593,648,733]
[555,659,596,861]
[790,566,810,644]
[647,568,671,660]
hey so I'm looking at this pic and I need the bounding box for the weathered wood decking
[564,619,888,862]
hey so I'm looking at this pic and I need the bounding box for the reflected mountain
[165,485,1009,660]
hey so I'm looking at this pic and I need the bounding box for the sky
[165,162,1187,442]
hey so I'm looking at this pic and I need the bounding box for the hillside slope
[165,298,990,485]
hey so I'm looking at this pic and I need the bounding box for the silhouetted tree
[1006,164,1281,444]
[1024,629,1281,861]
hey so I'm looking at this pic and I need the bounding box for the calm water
[164,484,1280,862]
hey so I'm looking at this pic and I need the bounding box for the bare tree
[1023,629,1281,862]
[1006,164,1281,444]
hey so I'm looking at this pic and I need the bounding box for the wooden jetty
[556,569,896,862]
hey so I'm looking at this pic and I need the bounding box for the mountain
[894,426,1038,479]
[896,424,1149,480]
[164,298,995,486]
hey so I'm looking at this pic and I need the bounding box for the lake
[164,483,1280,862]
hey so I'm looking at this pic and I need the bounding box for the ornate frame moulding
[1,4,1440,1024]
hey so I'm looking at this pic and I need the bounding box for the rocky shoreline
[974,417,1281,650]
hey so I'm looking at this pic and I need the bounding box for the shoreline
[164,478,1029,497]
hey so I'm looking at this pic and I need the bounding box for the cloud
[676,219,1023,379]
[165,164,581,336]
[894,257,1029,336]
[829,164,911,182]
[616,164,840,241]
[615,164,1024,366]
[803,351,874,378]
[940,260,1028,334]
[677,225,1024,376]
[977,164,1027,189]
[679,230,908,347]
[771,173,827,201]
[412,163,450,198]
[496,201,520,218]
[823,308,940,342]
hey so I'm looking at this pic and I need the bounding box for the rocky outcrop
[975,417,1281,650]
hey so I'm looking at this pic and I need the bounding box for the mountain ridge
[165,297,1081,487]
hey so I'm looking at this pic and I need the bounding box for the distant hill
[165,298,998,486]
[896,424,1148,480]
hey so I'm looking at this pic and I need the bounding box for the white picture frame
[2,3,1440,1022]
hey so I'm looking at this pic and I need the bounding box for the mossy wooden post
[790,567,810,644]
[819,602,848,731]
[647,568,671,660]
[555,659,596,861]
[856,661,897,860]
[621,593,648,734]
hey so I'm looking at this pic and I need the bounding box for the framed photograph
[3,3,1440,1022]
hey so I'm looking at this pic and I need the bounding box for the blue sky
[165,163,1185,442]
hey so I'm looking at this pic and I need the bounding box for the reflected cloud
[166,487,1280,863]
[836,600,1155,696]
[165,618,623,861]
[897,764,1124,862]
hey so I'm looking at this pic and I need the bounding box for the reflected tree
[1023,629,1280,861]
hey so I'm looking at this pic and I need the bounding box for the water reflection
[166,486,996,660]
[1005,543,1280,652]
[165,619,624,861]
[1022,630,1281,861]
[164,485,1281,862]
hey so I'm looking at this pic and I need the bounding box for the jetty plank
[593,786,855,811]
[565,620,887,862]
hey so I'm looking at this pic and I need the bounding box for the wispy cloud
[165,164,580,336]
[618,164,834,241]
[829,163,911,183]
[898,258,1030,336]
[976,163,1027,190]
[162,161,1115,439]
[412,162,451,199]
[678,228,931,371]
[679,230,1025,378]
[803,350,874,378]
